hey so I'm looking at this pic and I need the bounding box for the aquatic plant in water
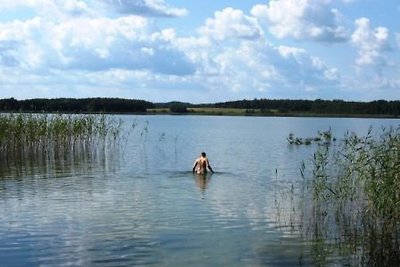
[297,126,400,266]
[287,128,336,146]
[0,113,123,164]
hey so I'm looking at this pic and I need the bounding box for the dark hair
[201,152,206,157]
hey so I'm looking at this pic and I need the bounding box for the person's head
[201,152,206,157]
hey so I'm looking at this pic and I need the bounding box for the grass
[296,126,400,266]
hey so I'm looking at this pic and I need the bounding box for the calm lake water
[1,115,399,266]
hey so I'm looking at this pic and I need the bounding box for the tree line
[214,99,400,116]
[1,97,399,116]
[0,98,155,113]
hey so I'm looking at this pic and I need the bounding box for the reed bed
[297,126,400,266]
[0,113,123,161]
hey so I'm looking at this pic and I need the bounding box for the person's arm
[206,159,214,173]
[192,160,198,173]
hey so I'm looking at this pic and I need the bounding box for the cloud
[0,15,195,75]
[351,17,390,66]
[173,34,340,98]
[251,0,349,42]
[49,16,195,75]
[166,7,341,98]
[0,41,20,67]
[0,0,397,102]
[0,0,195,102]
[0,0,93,20]
[347,18,398,99]
[198,7,263,41]
[397,33,400,49]
[101,0,188,17]
[0,0,188,19]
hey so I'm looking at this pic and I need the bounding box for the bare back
[193,152,214,174]
[194,157,208,174]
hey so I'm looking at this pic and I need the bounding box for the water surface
[1,115,399,266]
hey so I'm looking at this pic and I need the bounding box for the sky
[0,0,399,103]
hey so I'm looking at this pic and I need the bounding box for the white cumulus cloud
[0,0,187,19]
[251,0,349,42]
[0,0,398,102]
[101,0,188,17]
[172,32,340,98]
[351,17,390,66]
[198,7,263,41]
[0,14,195,75]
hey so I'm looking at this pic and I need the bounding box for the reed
[298,126,400,266]
[0,113,123,161]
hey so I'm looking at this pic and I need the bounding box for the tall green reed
[297,126,400,266]
[0,113,123,161]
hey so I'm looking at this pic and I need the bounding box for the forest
[0,97,399,117]
[0,98,154,113]
[213,99,400,116]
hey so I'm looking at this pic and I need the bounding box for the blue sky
[0,0,399,103]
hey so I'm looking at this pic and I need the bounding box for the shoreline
[1,108,399,119]
[147,108,400,119]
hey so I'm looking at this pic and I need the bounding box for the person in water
[193,152,214,174]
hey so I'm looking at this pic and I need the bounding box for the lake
[0,115,399,266]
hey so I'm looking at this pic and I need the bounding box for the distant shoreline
[1,109,399,119]
[147,108,400,119]
[1,97,399,119]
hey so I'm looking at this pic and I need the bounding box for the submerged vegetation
[287,128,336,145]
[295,126,400,266]
[0,113,123,163]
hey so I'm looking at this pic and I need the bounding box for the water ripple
[2,116,396,266]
